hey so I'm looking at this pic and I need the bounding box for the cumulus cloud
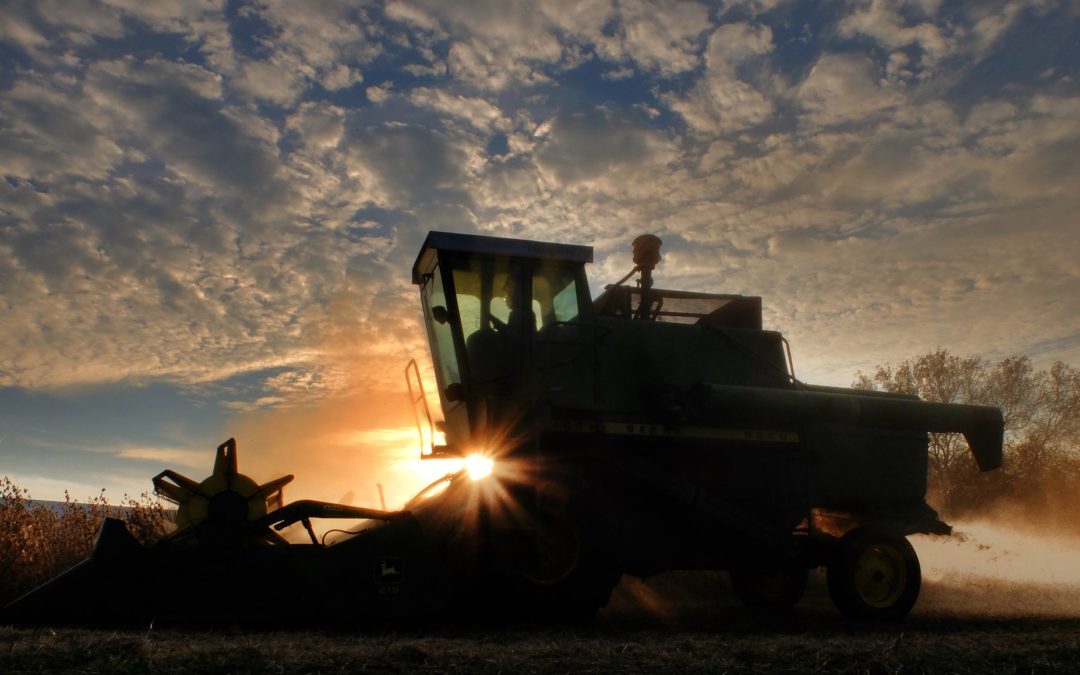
[447,39,552,91]
[384,0,442,33]
[286,102,346,151]
[797,53,903,127]
[408,87,508,133]
[598,0,712,76]
[233,56,308,106]
[0,76,125,180]
[665,22,776,134]
[392,0,569,90]
[838,0,954,71]
[343,122,473,209]
[0,0,1077,404]
[320,63,363,90]
[82,57,282,197]
[2,0,1079,503]
[0,51,395,393]
[534,105,678,186]
[387,0,711,90]
[244,1,382,74]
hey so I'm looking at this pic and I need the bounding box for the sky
[1,0,1078,504]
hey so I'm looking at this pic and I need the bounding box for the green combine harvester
[5,231,1003,623]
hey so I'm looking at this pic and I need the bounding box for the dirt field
[5,573,1080,674]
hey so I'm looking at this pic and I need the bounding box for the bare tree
[854,349,1079,518]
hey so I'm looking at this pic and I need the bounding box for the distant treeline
[854,349,1080,530]
[12,499,176,519]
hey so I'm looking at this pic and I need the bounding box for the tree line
[853,349,1080,529]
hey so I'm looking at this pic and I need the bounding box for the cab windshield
[452,257,581,331]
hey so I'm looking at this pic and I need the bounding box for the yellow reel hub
[152,438,293,538]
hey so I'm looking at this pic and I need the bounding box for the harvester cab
[407,231,777,454]
[409,231,596,458]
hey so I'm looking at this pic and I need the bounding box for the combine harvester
[6,231,1003,623]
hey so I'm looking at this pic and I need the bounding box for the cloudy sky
[1,0,1078,504]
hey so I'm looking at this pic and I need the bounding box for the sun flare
[464,453,494,480]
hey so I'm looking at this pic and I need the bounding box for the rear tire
[827,529,921,621]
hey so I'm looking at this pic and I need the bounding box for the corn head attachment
[4,438,458,624]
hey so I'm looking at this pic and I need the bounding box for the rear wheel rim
[853,544,907,608]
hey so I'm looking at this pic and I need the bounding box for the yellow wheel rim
[853,544,907,608]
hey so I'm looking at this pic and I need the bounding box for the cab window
[422,264,460,390]
[533,264,580,326]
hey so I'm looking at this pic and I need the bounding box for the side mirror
[432,305,450,324]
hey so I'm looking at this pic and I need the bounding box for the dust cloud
[912,520,1080,617]
[602,518,1080,623]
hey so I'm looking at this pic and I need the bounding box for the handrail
[781,335,801,386]
[404,359,435,458]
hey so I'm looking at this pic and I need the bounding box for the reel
[153,437,293,544]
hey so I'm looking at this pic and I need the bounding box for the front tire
[827,529,921,620]
[729,561,807,610]
[512,508,620,620]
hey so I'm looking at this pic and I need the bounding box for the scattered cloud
[838,0,954,71]
[114,445,208,468]
[797,52,902,127]
[1,1,1078,501]
[535,105,678,186]
[601,0,711,76]
[408,87,508,133]
[665,22,776,134]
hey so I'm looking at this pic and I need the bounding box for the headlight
[464,453,494,480]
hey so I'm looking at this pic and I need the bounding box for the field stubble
[5,485,1080,673]
[4,572,1080,674]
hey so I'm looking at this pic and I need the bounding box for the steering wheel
[489,314,509,332]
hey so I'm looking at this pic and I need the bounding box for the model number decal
[605,423,799,443]
[549,419,798,443]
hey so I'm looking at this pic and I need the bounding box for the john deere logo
[375,557,404,583]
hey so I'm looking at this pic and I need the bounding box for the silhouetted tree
[854,350,1079,521]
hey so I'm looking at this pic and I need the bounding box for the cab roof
[412,231,594,284]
